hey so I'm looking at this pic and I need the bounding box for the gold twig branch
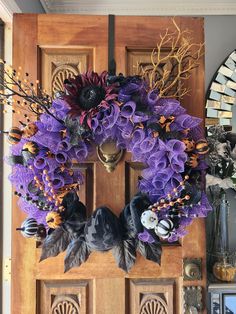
[141,19,204,99]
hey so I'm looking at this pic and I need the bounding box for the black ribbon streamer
[108,15,116,76]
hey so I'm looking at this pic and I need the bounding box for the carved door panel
[12,15,205,314]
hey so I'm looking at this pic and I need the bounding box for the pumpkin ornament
[22,141,39,156]
[195,139,209,155]
[0,127,22,145]
[155,219,174,239]
[182,138,195,152]
[141,210,158,229]
[46,211,62,229]
[187,153,199,168]
[16,217,38,238]
[213,260,236,282]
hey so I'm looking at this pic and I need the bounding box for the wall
[205,16,236,90]
[14,0,44,13]
[205,16,236,252]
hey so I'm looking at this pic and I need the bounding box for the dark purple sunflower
[63,71,118,127]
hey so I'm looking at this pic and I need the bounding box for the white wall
[205,16,236,90]
[14,0,44,13]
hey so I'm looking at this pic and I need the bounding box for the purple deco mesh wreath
[6,70,212,272]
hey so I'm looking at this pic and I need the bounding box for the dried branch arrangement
[0,61,61,123]
[141,19,204,98]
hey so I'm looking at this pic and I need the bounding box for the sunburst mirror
[205,50,236,131]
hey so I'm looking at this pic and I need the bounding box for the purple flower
[55,151,68,163]
[40,113,63,132]
[130,128,146,147]
[51,98,70,118]
[46,157,60,173]
[140,136,157,153]
[73,141,89,161]
[34,157,47,170]
[101,103,120,129]
[171,114,202,131]
[147,89,159,108]
[152,168,174,190]
[57,140,71,152]
[120,101,136,118]
[154,98,186,116]
[132,111,150,123]
[158,139,187,173]
[118,78,145,103]
[121,121,134,139]
[138,230,155,243]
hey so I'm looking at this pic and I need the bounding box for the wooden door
[12,14,206,314]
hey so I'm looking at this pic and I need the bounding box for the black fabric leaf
[64,116,88,143]
[64,236,90,272]
[40,227,72,262]
[137,240,162,265]
[112,238,136,272]
[119,194,151,238]
[62,191,87,220]
[61,191,87,236]
[119,204,136,238]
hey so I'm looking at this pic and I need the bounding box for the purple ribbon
[120,101,136,118]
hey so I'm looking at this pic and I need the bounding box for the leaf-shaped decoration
[112,238,136,272]
[64,116,88,144]
[137,240,162,265]
[119,195,151,238]
[64,237,90,272]
[40,227,72,262]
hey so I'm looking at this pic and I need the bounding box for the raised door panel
[129,279,176,314]
[38,280,92,314]
[41,47,93,97]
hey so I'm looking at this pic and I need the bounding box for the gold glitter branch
[141,19,204,99]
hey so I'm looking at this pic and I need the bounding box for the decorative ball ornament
[46,211,62,229]
[182,138,195,152]
[7,127,22,145]
[155,219,174,239]
[22,122,38,138]
[195,139,209,155]
[141,210,158,229]
[187,153,199,168]
[16,218,38,238]
[22,141,39,155]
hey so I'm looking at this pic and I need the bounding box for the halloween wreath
[0,26,212,272]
